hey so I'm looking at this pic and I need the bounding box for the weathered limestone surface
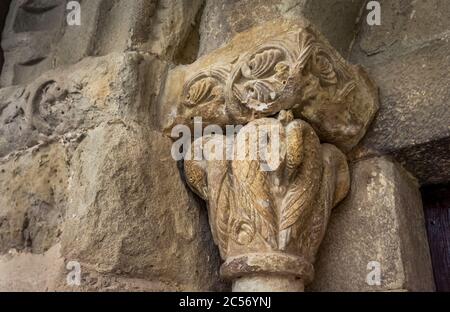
[167,18,378,291]
[161,19,379,152]
[0,0,224,291]
[2,0,96,86]
[309,157,435,292]
[1,0,204,87]
[350,0,450,185]
[0,142,68,255]
[0,244,64,291]
[199,0,366,57]
[0,51,172,158]
[0,0,10,72]
[0,0,442,292]
[0,243,205,291]
[61,122,222,291]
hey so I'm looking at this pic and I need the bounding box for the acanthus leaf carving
[166,19,378,291]
[232,158,278,249]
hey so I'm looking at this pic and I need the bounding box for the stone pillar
[309,157,435,292]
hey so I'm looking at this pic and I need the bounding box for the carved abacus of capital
[163,19,378,291]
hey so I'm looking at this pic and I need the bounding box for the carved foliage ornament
[185,116,350,284]
[166,20,379,290]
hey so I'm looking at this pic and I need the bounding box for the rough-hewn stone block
[61,123,224,291]
[309,157,435,291]
[0,245,64,291]
[0,52,226,291]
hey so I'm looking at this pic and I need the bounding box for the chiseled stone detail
[1,0,67,86]
[185,116,350,291]
[165,19,379,291]
[309,157,435,292]
[165,19,378,152]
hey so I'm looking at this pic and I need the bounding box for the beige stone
[0,143,69,254]
[233,275,305,292]
[184,116,350,291]
[309,157,435,292]
[161,19,378,152]
[0,0,441,293]
[1,0,204,86]
[0,244,64,292]
[165,18,379,292]
[0,52,225,291]
[348,0,450,185]
[0,52,169,158]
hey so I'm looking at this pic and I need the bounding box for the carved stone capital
[162,19,378,152]
[163,19,379,291]
[184,117,350,290]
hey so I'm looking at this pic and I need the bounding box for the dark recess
[421,184,450,292]
[0,0,11,77]
[173,1,205,65]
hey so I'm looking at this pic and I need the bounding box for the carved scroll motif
[169,21,379,290]
[175,26,378,152]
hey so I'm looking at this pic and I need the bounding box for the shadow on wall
[0,0,11,75]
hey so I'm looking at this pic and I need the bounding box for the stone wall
[0,0,225,292]
[309,157,434,291]
[0,0,445,291]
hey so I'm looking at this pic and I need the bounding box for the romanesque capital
[162,19,378,152]
[184,115,350,291]
[162,19,379,291]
